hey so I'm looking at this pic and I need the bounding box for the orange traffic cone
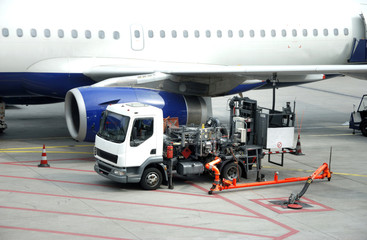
[38,144,50,167]
[294,134,304,155]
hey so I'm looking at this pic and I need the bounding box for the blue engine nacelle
[65,87,211,142]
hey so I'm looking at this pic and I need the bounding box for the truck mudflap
[156,163,169,185]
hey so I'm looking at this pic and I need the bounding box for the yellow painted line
[332,172,367,178]
[263,166,314,173]
[0,136,72,141]
[308,134,353,137]
[0,145,94,151]
[263,166,367,177]
[326,125,349,128]
[0,151,92,154]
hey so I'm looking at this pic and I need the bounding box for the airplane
[1,0,367,142]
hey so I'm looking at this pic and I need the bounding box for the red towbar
[205,158,331,195]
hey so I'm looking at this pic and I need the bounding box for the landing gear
[361,120,367,137]
[270,73,279,112]
[0,101,7,133]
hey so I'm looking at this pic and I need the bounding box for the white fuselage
[0,0,365,75]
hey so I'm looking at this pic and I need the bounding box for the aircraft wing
[85,63,367,79]
[85,63,367,96]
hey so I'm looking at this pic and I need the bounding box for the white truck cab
[94,102,165,189]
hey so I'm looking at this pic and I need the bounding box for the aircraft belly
[0,72,94,98]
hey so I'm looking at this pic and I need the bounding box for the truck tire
[361,121,367,137]
[222,162,242,181]
[140,167,162,190]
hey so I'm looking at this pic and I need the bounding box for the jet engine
[65,87,211,142]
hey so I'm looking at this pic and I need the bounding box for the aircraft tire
[361,121,367,137]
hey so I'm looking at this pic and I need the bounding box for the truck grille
[98,163,112,175]
[96,148,118,164]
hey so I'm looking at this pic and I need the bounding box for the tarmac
[0,76,367,240]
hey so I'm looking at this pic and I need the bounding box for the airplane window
[334,28,339,36]
[344,28,349,36]
[2,28,9,37]
[292,29,297,37]
[160,30,165,38]
[134,30,140,38]
[44,29,51,38]
[313,29,318,36]
[71,29,78,38]
[113,31,120,40]
[58,29,64,38]
[85,30,92,39]
[172,30,177,38]
[16,28,23,37]
[260,29,265,38]
[271,29,276,37]
[217,30,222,38]
[228,30,233,38]
[249,30,255,38]
[30,28,37,38]
[148,30,154,38]
[183,30,188,38]
[239,30,244,38]
[303,29,308,37]
[195,30,200,38]
[323,28,328,36]
[281,29,286,37]
[99,30,105,39]
[205,30,211,38]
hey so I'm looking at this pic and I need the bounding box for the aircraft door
[130,24,144,51]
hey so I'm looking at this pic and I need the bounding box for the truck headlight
[113,169,126,176]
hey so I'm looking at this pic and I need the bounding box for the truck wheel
[222,162,242,181]
[361,121,367,137]
[140,167,162,190]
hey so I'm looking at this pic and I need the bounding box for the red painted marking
[0,189,256,219]
[1,162,95,173]
[0,225,130,240]
[0,175,212,198]
[0,206,274,238]
[0,157,94,164]
[155,189,215,198]
[185,181,299,240]
[0,175,112,187]
[251,197,334,214]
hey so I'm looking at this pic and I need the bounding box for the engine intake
[65,87,211,142]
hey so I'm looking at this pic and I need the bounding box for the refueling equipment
[94,96,303,191]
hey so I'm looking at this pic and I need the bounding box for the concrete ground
[0,76,366,240]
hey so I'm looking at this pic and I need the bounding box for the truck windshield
[97,111,130,143]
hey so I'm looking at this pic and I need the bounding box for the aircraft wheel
[361,121,367,137]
